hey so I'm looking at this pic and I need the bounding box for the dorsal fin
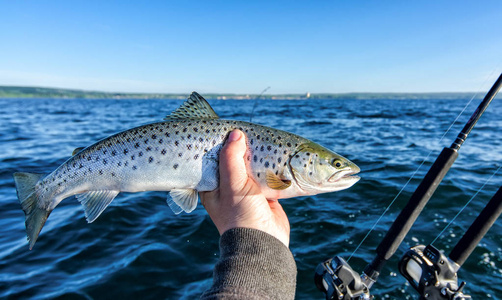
[164,92,219,120]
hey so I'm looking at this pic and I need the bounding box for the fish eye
[332,159,344,168]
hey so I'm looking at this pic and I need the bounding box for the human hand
[201,130,291,247]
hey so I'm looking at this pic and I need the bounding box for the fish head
[289,142,360,195]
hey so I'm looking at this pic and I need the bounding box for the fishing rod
[315,73,502,300]
[399,185,502,299]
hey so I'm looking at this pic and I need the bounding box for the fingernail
[228,130,242,142]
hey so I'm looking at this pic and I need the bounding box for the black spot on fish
[173,164,179,169]
[112,150,117,156]
[274,149,278,154]
[193,127,198,132]
[159,139,163,144]
[124,149,128,154]
[146,147,152,151]
[175,141,179,147]
[260,146,265,152]
[152,134,157,139]
[111,172,116,177]
[206,129,210,134]
[253,155,258,162]
[199,137,204,143]
[87,156,92,161]
[165,132,170,137]
[250,139,254,145]
[194,154,199,160]
[183,128,187,133]
[178,153,183,157]
[187,144,192,150]
[272,163,276,169]
[99,170,103,175]
[187,134,192,139]
[138,151,143,157]
[257,173,261,178]
[149,157,154,163]
[287,142,292,147]
[265,161,270,168]
[131,155,135,161]
[161,149,167,155]
[118,162,122,167]
[103,159,107,164]
[135,142,140,148]
[257,135,261,140]
[133,165,137,170]
[260,158,264,163]
[267,145,272,151]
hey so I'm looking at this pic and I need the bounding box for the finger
[219,130,248,193]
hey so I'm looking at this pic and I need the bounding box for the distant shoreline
[0,85,494,100]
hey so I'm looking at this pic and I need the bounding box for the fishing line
[430,164,501,246]
[249,86,270,122]
[347,72,499,262]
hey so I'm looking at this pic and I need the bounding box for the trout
[14,92,360,249]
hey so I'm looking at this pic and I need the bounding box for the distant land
[0,85,497,100]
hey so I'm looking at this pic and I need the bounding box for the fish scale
[14,92,360,249]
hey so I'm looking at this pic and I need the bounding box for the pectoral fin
[266,171,291,190]
[167,189,199,214]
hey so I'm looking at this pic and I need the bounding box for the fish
[13,92,360,249]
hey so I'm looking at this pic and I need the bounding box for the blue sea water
[0,97,501,299]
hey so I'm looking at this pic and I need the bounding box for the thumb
[219,130,248,193]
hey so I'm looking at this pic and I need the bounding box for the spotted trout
[14,92,360,249]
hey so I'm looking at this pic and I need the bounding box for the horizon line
[0,84,483,96]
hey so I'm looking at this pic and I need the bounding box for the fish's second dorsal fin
[72,147,86,156]
[164,92,219,120]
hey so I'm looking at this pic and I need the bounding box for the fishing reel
[399,245,471,300]
[315,256,373,300]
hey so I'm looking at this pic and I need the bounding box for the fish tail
[13,172,51,250]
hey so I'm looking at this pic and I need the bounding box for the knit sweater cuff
[201,228,297,300]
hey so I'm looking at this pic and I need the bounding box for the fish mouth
[328,168,360,183]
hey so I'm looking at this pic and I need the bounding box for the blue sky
[1,1,501,94]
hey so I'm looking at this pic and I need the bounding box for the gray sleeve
[200,228,297,300]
